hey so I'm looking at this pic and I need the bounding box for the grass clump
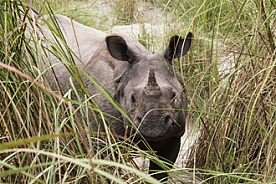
[113,0,136,25]
[180,0,276,183]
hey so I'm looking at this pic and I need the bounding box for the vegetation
[0,0,275,183]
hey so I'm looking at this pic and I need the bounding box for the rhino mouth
[132,116,174,140]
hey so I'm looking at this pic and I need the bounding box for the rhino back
[38,14,106,92]
[52,15,106,66]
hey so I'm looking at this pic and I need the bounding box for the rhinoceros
[31,14,192,181]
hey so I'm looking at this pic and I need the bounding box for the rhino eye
[131,94,136,103]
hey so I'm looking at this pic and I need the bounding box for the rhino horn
[144,67,162,96]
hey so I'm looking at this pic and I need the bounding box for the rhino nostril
[165,116,172,126]
[134,117,141,127]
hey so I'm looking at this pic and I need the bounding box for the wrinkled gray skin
[35,14,192,181]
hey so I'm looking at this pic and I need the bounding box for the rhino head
[107,33,193,142]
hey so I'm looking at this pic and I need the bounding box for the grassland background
[0,0,275,183]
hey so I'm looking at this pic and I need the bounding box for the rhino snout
[134,114,174,138]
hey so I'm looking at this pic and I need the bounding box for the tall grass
[1,0,275,183]
[178,0,276,183]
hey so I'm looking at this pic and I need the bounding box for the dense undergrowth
[0,0,275,183]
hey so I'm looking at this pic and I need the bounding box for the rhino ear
[163,32,193,62]
[106,35,129,61]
